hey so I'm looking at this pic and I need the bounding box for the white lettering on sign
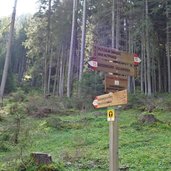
[114,80,119,86]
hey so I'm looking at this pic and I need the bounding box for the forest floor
[1,97,171,171]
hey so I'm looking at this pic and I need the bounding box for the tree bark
[140,35,144,92]
[67,0,77,97]
[47,48,52,93]
[158,58,161,92]
[115,0,120,49]
[79,0,86,81]
[166,0,171,92]
[0,0,17,103]
[47,0,52,95]
[112,0,115,48]
[144,48,147,95]
[145,0,151,96]
[59,47,64,97]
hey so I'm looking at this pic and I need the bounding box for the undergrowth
[0,92,171,170]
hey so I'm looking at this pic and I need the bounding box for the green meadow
[1,104,171,170]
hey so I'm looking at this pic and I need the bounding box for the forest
[0,0,171,170]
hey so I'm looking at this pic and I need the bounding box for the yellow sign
[107,109,115,121]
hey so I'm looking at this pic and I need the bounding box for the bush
[70,71,104,111]
[79,71,104,98]
[46,117,63,129]
[19,161,65,171]
[9,89,26,103]
[128,92,171,113]
[26,95,65,116]
[0,142,10,152]
[4,72,17,94]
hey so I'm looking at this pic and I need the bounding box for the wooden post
[109,109,118,171]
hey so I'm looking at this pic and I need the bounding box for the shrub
[19,161,65,171]
[46,117,63,129]
[9,89,26,103]
[0,142,10,152]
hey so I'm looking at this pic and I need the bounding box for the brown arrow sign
[96,59,134,76]
[92,45,135,77]
[105,75,128,93]
[93,45,134,65]
[92,90,128,108]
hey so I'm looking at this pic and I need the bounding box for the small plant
[0,142,10,152]
[9,89,26,103]
[19,160,65,171]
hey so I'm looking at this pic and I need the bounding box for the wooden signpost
[91,44,141,171]
[92,90,128,171]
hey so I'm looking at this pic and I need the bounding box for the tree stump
[120,166,129,171]
[139,114,159,124]
[31,152,52,165]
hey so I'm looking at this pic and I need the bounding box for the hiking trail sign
[90,45,136,171]
[104,75,128,93]
[88,60,98,69]
[134,53,141,65]
[90,45,135,77]
[92,89,128,109]
[107,109,115,121]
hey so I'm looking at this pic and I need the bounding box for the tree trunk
[52,66,57,95]
[112,0,115,48]
[145,0,151,96]
[166,0,171,92]
[151,55,156,93]
[144,50,147,95]
[158,58,162,92]
[127,27,132,93]
[53,50,60,95]
[0,0,17,103]
[59,47,64,97]
[44,0,52,96]
[115,0,120,49]
[47,48,52,94]
[163,56,168,92]
[67,0,77,97]
[79,0,86,81]
[141,35,144,92]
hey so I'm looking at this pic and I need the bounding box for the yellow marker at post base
[107,109,115,121]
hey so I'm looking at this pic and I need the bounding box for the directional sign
[93,45,134,65]
[93,92,113,108]
[92,90,128,108]
[92,45,135,77]
[107,109,115,121]
[88,60,98,68]
[134,53,141,65]
[95,59,135,76]
[92,99,98,108]
[105,75,128,93]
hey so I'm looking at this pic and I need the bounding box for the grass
[0,107,171,170]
